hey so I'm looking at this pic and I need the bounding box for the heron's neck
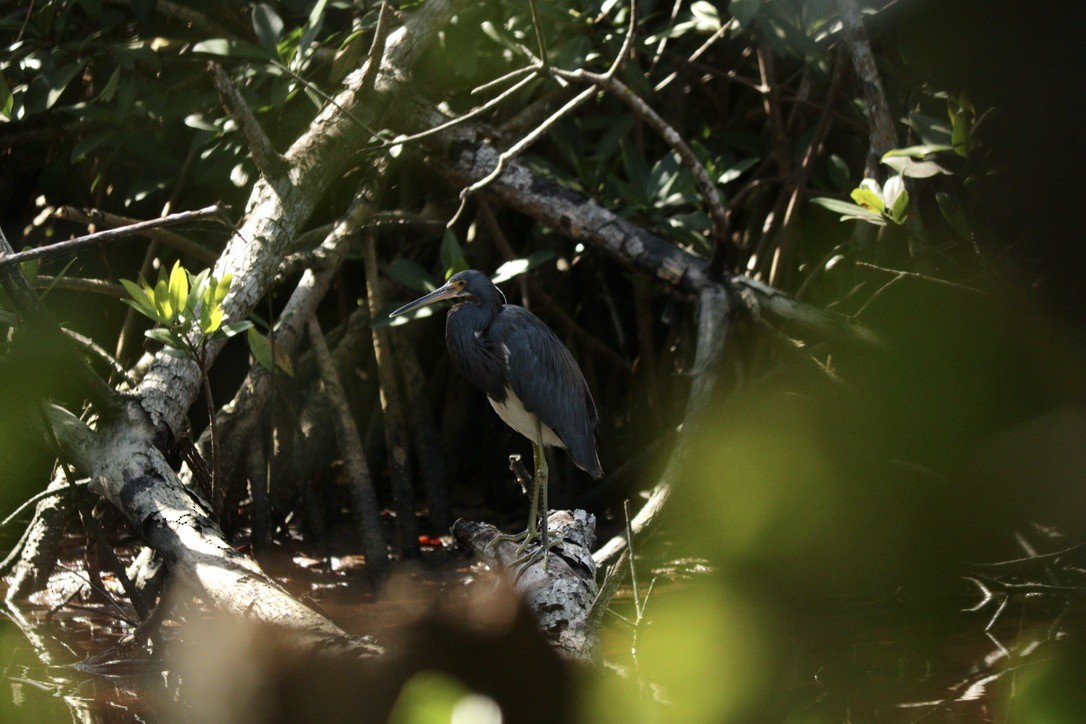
[448,299,497,333]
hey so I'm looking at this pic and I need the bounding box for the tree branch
[54,206,220,265]
[1,206,224,268]
[209,63,287,181]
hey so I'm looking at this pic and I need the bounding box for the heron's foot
[483,528,534,557]
[512,536,563,573]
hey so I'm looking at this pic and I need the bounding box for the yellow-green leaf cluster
[120,262,252,356]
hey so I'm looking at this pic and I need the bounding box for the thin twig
[623,500,641,619]
[449,84,598,226]
[767,51,849,287]
[308,317,390,577]
[526,0,549,67]
[647,0,685,77]
[0,481,89,531]
[209,63,287,181]
[447,0,637,224]
[359,1,395,97]
[1,206,224,268]
[197,349,221,512]
[471,64,537,96]
[364,233,420,557]
[56,206,218,265]
[970,544,1086,569]
[855,261,986,294]
[653,22,729,92]
[62,328,136,386]
[33,275,124,298]
[852,262,985,320]
[757,42,793,178]
[392,69,541,147]
[555,68,732,263]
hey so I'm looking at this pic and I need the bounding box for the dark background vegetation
[3,0,1086,719]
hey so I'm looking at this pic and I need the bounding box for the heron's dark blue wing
[491,306,602,478]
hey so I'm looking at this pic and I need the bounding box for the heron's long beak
[389,282,459,317]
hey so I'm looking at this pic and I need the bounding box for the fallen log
[453,509,599,663]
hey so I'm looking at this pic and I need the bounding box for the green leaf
[212,274,232,305]
[950,108,973,157]
[905,111,953,147]
[850,187,884,213]
[936,192,971,239]
[882,145,955,159]
[296,0,329,67]
[384,258,438,294]
[42,61,87,111]
[192,39,272,60]
[882,155,949,179]
[330,29,367,83]
[717,157,759,185]
[826,154,850,191]
[250,327,296,375]
[98,66,120,103]
[120,278,156,318]
[160,345,192,359]
[889,189,909,225]
[71,131,119,163]
[146,327,184,349]
[690,1,722,31]
[168,261,189,317]
[220,321,253,338]
[882,145,954,178]
[0,73,13,121]
[38,258,76,300]
[810,197,887,226]
[252,3,284,56]
[440,231,468,278]
[275,348,294,377]
[248,327,275,372]
[19,254,39,286]
[490,251,557,284]
[154,278,174,320]
[200,304,224,335]
[187,269,211,313]
[729,0,764,29]
[0,308,16,327]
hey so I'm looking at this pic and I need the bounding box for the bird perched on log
[390,269,602,566]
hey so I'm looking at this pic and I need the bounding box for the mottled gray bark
[4,472,70,600]
[454,510,599,662]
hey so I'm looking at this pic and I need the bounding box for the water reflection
[0,539,1083,721]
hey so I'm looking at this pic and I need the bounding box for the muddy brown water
[0,542,1073,722]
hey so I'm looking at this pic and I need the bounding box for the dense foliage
[2,0,1086,719]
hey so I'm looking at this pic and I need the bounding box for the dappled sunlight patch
[581,581,773,722]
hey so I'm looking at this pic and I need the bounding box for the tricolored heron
[390,269,602,565]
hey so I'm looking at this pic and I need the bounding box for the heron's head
[389,269,505,317]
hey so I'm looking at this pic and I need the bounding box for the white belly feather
[488,387,565,449]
